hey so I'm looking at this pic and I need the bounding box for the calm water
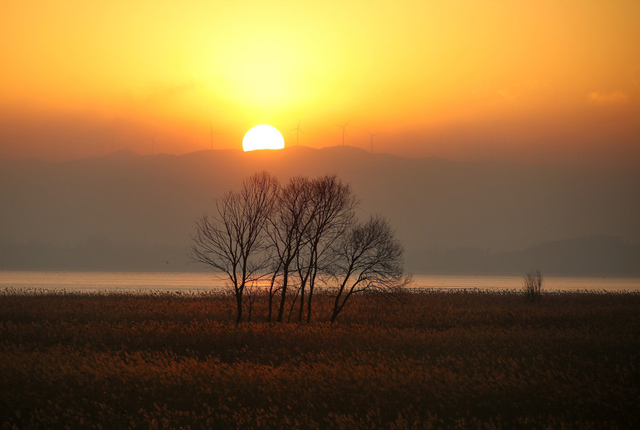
[1,271,639,293]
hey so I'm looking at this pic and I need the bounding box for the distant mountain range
[1,147,638,276]
[407,235,640,276]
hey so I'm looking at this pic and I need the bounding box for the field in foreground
[1,289,639,429]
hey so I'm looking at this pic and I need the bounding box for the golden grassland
[1,288,639,429]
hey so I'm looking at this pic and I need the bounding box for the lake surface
[1,271,639,293]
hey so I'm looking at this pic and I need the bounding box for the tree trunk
[235,291,243,325]
[306,276,315,323]
[298,283,305,322]
[330,299,344,324]
[287,284,302,323]
[276,269,288,322]
[331,302,344,324]
[267,270,279,323]
[306,287,314,323]
[330,288,353,324]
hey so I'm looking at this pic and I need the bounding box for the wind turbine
[149,134,156,155]
[290,120,304,146]
[337,120,349,146]
[207,123,217,150]
[368,131,379,153]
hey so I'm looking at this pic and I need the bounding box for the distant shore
[2,271,640,294]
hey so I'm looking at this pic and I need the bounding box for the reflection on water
[0,271,639,293]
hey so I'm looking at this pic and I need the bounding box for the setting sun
[1,1,639,164]
[242,125,285,152]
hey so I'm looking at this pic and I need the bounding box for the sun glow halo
[242,125,285,152]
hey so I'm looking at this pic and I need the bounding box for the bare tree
[296,175,357,322]
[266,176,317,323]
[191,173,408,325]
[191,172,278,324]
[266,175,357,323]
[328,216,409,323]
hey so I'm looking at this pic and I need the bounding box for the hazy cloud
[496,79,547,103]
[586,90,629,106]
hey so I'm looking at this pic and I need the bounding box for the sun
[242,125,285,152]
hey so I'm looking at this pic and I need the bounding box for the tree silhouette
[192,173,407,324]
[191,172,278,324]
[328,216,409,323]
[266,177,316,323]
[297,175,356,322]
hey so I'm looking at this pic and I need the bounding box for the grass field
[1,288,639,429]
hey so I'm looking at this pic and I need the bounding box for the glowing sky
[1,0,639,164]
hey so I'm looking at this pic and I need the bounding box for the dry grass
[1,288,639,429]
[523,270,543,302]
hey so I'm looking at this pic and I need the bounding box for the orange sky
[1,0,639,165]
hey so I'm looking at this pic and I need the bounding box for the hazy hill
[1,146,638,275]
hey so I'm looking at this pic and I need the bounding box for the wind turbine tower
[368,131,379,153]
[337,120,349,146]
[149,134,156,155]
[290,120,304,146]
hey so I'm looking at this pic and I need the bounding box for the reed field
[1,288,639,429]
